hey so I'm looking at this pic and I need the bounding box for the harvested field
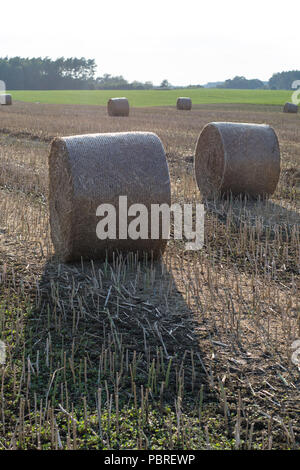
[0,101,299,450]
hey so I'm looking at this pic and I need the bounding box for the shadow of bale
[25,254,208,410]
[204,197,300,238]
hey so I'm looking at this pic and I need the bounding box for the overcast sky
[1,0,299,86]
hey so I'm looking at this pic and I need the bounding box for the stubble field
[0,101,299,449]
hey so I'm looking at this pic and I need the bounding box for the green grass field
[8,88,294,107]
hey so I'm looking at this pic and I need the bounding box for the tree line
[268,71,300,90]
[0,56,299,90]
[217,71,300,90]
[0,57,155,90]
[0,57,97,90]
[217,76,266,89]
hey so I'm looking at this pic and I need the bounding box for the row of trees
[1,56,299,90]
[268,71,300,90]
[0,57,97,90]
[0,57,156,90]
[216,71,300,90]
[94,74,154,90]
[217,76,265,89]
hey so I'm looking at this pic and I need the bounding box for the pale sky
[1,0,299,86]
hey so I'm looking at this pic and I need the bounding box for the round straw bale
[49,132,171,262]
[194,122,280,199]
[176,97,192,110]
[107,97,129,116]
[283,102,298,113]
[0,94,12,105]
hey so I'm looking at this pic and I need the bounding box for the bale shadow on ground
[204,197,300,235]
[24,254,209,411]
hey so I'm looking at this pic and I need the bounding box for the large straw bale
[0,94,12,105]
[194,122,280,199]
[176,97,192,110]
[283,102,298,113]
[49,132,171,262]
[107,97,129,116]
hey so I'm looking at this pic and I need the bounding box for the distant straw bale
[176,97,192,110]
[0,94,12,105]
[283,102,298,113]
[107,97,129,116]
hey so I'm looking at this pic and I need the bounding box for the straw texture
[49,132,171,262]
[194,122,281,199]
[176,97,192,110]
[0,94,12,105]
[283,102,298,113]
[107,97,129,116]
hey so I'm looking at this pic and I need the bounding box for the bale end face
[0,94,12,105]
[194,122,281,200]
[107,97,129,116]
[283,102,298,113]
[176,97,192,110]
